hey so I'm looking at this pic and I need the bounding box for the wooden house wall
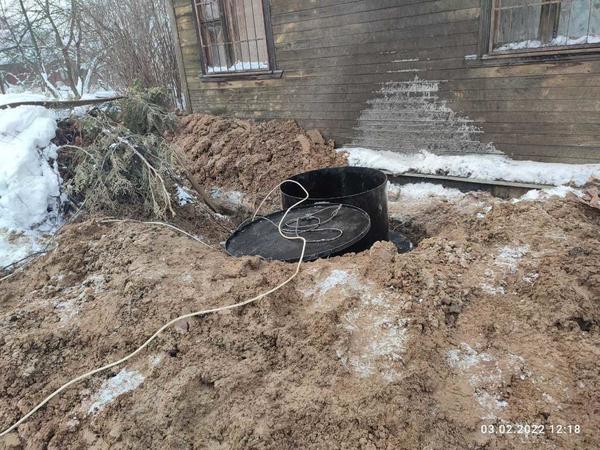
[171,0,600,163]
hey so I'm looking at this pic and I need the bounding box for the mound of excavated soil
[0,191,599,449]
[172,114,347,205]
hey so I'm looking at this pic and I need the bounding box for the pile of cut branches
[61,88,179,219]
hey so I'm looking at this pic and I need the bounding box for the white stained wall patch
[351,77,502,156]
[386,69,422,73]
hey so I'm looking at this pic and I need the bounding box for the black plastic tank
[225,203,371,262]
[281,166,389,252]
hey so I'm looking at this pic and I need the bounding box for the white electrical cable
[0,180,310,438]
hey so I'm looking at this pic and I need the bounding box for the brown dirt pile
[172,114,347,204]
[0,193,599,449]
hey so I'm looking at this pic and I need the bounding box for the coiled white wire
[0,180,309,437]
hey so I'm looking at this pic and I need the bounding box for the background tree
[0,0,182,106]
[0,0,98,98]
[83,0,182,107]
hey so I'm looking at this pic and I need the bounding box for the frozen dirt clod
[0,190,599,449]
[171,114,347,206]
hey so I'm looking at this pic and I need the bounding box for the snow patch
[480,246,528,295]
[303,269,358,297]
[303,269,408,382]
[480,282,506,296]
[207,61,268,73]
[476,205,493,219]
[80,89,118,100]
[52,274,107,324]
[87,369,144,414]
[0,105,60,267]
[447,343,493,370]
[341,148,600,187]
[0,93,48,106]
[387,182,464,201]
[495,245,529,274]
[342,303,408,382]
[477,392,508,420]
[149,354,163,367]
[513,185,583,203]
[176,185,195,206]
[523,272,539,284]
[209,187,245,207]
[447,344,520,420]
[495,34,600,52]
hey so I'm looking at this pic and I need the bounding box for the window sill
[200,70,283,82]
[468,45,600,66]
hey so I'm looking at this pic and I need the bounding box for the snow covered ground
[387,182,581,206]
[0,104,61,268]
[342,147,600,187]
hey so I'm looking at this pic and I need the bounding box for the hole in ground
[389,217,429,247]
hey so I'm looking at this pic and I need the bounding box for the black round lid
[225,203,371,262]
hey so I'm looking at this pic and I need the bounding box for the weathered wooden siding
[172,0,600,163]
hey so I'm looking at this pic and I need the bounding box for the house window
[193,0,274,76]
[489,0,600,53]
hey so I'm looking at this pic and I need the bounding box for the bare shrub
[83,0,183,107]
[64,91,177,219]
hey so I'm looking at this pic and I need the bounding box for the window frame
[191,0,281,81]
[478,0,600,60]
